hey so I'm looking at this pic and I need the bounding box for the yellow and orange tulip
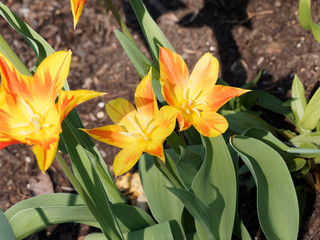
[70,0,86,28]
[81,70,178,176]
[0,51,105,172]
[159,47,249,137]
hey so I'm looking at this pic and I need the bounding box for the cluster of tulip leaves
[4,0,320,239]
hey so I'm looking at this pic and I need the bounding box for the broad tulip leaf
[301,87,320,130]
[287,147,320,158]
[165,187,215,240]
[129,0,174,65]
[290,132,320,146]
[139,154,184,226]
[85,220,185,240]
[191,135,236,240]
[243,128,292,160]
[221,110,276,135]
[5,193,155,239]
[231,136,299,240]
[176,147,203,189]
[0,210,15,240]
[291,75,309,133]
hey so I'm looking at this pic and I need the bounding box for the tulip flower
[159,47,249,137]
[70,0,86,28]
[0,50,105,172]
[81,70,178,176]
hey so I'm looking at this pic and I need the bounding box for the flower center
[12,99,50,135]
[181,88,207,117]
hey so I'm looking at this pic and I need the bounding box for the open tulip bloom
[81,70,178,176]
[70,0,86,28]
[159,47,250,137]
[0,51,105,172]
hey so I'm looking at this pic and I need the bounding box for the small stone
[97,111,105,119]
[274,1,281,7]
[98,102,105,108]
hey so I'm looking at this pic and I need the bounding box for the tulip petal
[70,0,86,28]
[188,53,219,97]
[33,51,72,104]
[146,139,165,162]
[176,111,192,131]
[204,85,250,112]
[106,98,143,134]
[192,111,228,137]
[113,143,145,177]
[150,106,178,139]
[57,89,106,122]
[135,70,158,123]
[0,52,33,99]
[159,47,189,108]
[32,140,59,172]
[81,125,137,148]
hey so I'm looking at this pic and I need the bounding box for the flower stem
[55,151,87,197]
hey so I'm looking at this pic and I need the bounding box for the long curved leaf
[139,154,184,226]
[231,136,299,240]
[129,0,174,65]
[191,135,237,240]
[0,210,15,240]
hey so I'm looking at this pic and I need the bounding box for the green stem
[0,34,32,76]
[55,151,87,197]
[96,0,137,45]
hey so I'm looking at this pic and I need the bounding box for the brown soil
[1,0,320,239]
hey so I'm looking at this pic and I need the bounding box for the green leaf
[241,70,262,89]
[243,128,293,160]
[5,193,155,239]
[231,136,299,240]
[165,187,215,240]
[139,154,184,225]
[286,158,306,172]
[62,121,123,240]
[287,147,320,158]
[301,88,320,130]
[0,210,15,240]
[129,0,174,65]
[176,147,203,189]
[0,2,54,71]
[221,110,277,135]
[291,75,309,133]
[290,132,320,146]
[298,0,312,30]
[242,90,294,121]
[298,0,320,43]
[85,220,185,240]
[0,34,31,76]
[191,135,236,240]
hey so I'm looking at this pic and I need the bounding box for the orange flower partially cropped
[159,47,249,137]
[0,51,105,172]
[70,0,86,28]
[81,70,178,176]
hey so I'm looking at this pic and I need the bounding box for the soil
[1,0,320,239]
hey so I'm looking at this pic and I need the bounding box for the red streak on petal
[75,0,86,16]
